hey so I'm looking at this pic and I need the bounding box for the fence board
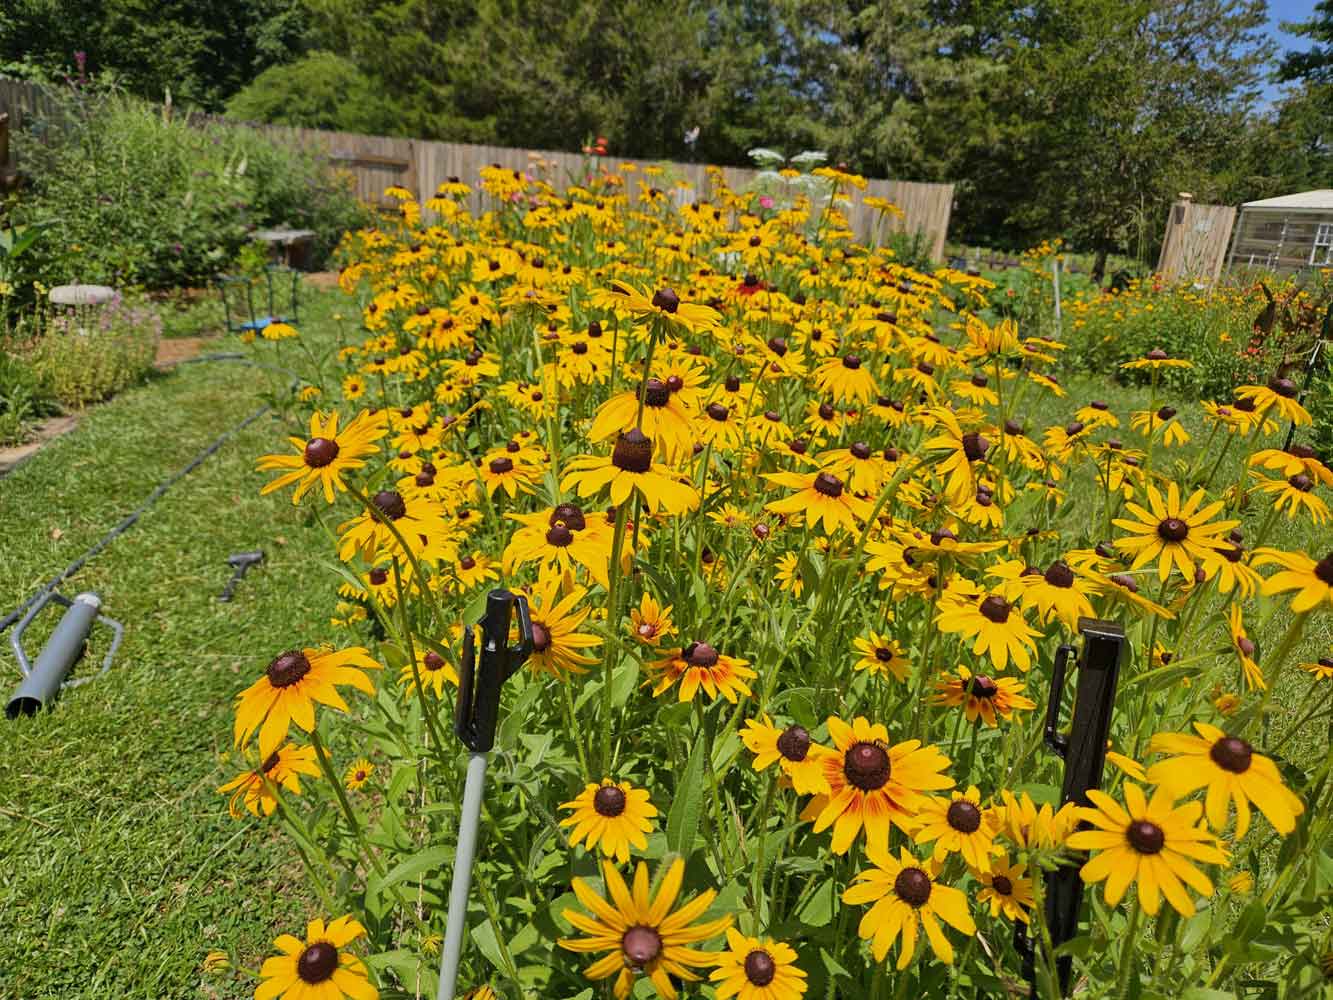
[1,76,955,257]
[1157,198,1236,284]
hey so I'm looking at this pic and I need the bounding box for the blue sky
[1264,0,1318,101]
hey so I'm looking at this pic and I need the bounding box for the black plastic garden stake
[1018,617,1129,995]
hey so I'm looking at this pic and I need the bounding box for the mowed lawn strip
[0,355,330,999]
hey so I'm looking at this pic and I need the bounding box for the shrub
[11,82,369,291]
[21,294,160,406]
[0,347,57,444]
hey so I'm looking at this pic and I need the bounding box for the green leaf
[796,877,837,927]
[611,656,639,709]
[1180,990,1240,1000]
[665,733,707,856]
[470,919,507,973]
[366,845,451,899]
[819,946,850,980]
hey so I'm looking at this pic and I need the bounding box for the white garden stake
[436,590,532,1000]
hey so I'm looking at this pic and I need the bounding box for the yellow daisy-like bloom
[851,630,910,681]
[774,552,805,596]
[920,407,993,503]
[234,647,381,758]
[648,641,756,703]
[1235,375,1312,425]
[1250,472,1330,524]
[562,429,699,516]
[1066,783,1228,917]
[934,590,1041,672]
[1112,482,1239,582]
[1253,546,1333,612]
[1301,651,1333,680]
[261,321,299,341]
[913,786,1000,873]
[1226,603,1265,691]
[343,758,374,790]
[994,790,1079,851]
[740,715,829,795]
[763,469,870,535]
[558,858,731,1000]
[709,928,808,1000]
[842,846,976,969]
[800,716,953,853]
[813,353,879,405]
[976,855,1035,923]
[504,503,618,589]
[1146,723,1304,838]
[525,580,602,677]
[478,453,540,498]
[399,646,458,698]
[629,592,676,646]
[559,778,658,862]
[216,742,320,819]
[592,379,696,460]
[600,281,721,335]
[929,666,1036,727]
[1120,347,1193,370]
[256,915,377,1000]
[257,410,386,504]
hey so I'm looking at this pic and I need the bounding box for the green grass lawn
[0,301,340,999]
[0,290,1327,998]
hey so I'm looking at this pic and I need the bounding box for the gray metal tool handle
[436,752,490,1000]
[9,591,124,686]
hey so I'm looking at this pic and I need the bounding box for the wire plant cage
[216,266,301,335]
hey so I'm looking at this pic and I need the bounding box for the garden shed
[1226,189,1333,273]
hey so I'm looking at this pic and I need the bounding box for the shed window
[1313,223,1333,266]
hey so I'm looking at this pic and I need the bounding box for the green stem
[598,502,631,771]
[561,678,592,781]
[1115,896,1142,999]
[1270,674,1330,753]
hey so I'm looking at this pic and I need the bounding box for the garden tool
[436,589,533,1000]
[219,550,265,602]
[1016,618,1129,995]
[6,591,123,719]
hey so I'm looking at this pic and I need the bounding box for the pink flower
[759,196,775,210]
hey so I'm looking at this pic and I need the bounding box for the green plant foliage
[10,87,370,290]
[20,294,161,406]
[225,51,399,134]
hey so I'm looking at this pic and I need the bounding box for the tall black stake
[1018,617,1129,995]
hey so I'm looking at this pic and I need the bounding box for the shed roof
[1241,189,1333,211]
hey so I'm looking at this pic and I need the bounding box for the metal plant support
[218,265,301,335]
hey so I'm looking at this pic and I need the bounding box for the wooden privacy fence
[1156,196,1236,284]
[0,76,955,259]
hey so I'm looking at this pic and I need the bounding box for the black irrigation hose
[0,353,283,635]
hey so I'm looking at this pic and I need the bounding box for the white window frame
[1311,222,1333,266]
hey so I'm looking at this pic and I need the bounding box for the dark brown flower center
[593,784,627,817]
[1147,348,1168,361]
[707,402,729,421]
[768,337,789,357]
[946,799,983,833]
[813,471,844,498]
[260,750,282,773]
[622,926,662,967]
[303,437,340,468]
[612,429,653,473]
[489,456,514,475]
[368,568,389,586]
[1268,375,1298,398]
[531,622,551,652]
[372,490,407,520]
[1317,556,1333,586]
[744,949,777,986]
[651,288,680,313]
[546,524,574,546]
[969,674,999,698]
[992,875,1013,896]
[643,378,670,407]
[267,650,311,688]
[459,556,476,570]
[423,650,447,671]
[1157,517,1189,542]
[685,642,719,667]
[550,503,586,531]
[962,432,991,462]
[844,742,891,791]
[1290,473,1314,492]
[818,401,835,420]
[1126,819,1165,854]
[842,354,862,370]
[1209,735,1253,773]
[1044,561,1075,588]
[979,595,1010,623]
[874,645,896,662]
[776,724,811,761]
[894,866,932,907]
[297,942,338,984]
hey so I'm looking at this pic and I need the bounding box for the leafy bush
[20,294,160,406]
[11,83,369,291]
[0,347,57,444]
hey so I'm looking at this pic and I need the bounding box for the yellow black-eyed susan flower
[708,928,808,999]
[256,915,377,1000]
[257,410,386,505]
[559,778,658,862]
[234,647,381,758]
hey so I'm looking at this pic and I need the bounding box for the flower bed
[221,165,1332,999]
